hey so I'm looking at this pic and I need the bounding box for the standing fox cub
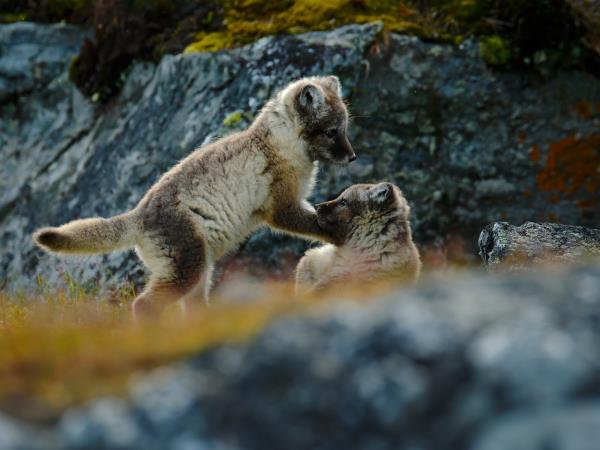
[295,182,421,293]
[34,76,356,317]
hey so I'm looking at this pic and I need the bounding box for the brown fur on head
[315,182,410,245]
[281,76,356,164]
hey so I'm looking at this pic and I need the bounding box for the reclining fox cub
[34,76,356,317]
[296,183,421,294]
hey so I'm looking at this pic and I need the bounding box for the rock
[1,21,600,291]
[0,22,89,102]
[59,398,142,450]
[479,221,600,270]
[0,411,51,450]
[473,403,600,450]
[3,264,600,449]
[129,366,208,438]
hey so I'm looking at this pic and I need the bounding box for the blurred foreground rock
[1,21,600,290]
[3,264,600,449]
[479,221,600,270]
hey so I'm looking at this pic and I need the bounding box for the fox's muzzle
[315,200,338,227]
[332,134,356,163]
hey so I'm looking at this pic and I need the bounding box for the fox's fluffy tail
[33,211,139,255]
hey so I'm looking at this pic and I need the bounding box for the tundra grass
[0,285,284,422]
[0,276,397,423]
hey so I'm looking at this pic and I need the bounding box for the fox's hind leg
[132,214,209,320]
[133,279,192,318]
[179,260,214,314]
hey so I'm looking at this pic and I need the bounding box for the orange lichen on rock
[535,134,600,206]
[574,99,594,119]
[530,143,540,161]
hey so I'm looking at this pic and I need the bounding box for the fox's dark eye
[324,128,337,139]
[338,199,348,207]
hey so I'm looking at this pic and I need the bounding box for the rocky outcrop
[0,22,89,102]
[479,221,600,270]
[1,21,599,291]
[3,263,600,449]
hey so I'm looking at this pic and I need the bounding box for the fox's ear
[322,75,342,97]
[398,198,410,219]
[297,83,324,113]
[395,189,411,219]
[369,183,392,203]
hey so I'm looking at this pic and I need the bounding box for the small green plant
[223,110,243,127]
[480,35,512,67]
[0,12,26,22]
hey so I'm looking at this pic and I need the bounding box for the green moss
[3,0,594,99]
[185,0,435,54]
[223,110,243,127]
[453,0,488,21]
[480,35,512,67]
[0,12,27,23]
[183,0,590,68]
[185,31,238,53]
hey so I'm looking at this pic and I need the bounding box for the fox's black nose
[349,154,357,162]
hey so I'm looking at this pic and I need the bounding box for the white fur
[179,147,273,259]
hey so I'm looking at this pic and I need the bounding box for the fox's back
[137,132,273,259]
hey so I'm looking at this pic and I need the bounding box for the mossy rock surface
[2,0,596,101]
[479,35,512,67]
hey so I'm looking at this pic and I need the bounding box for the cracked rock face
[0,22,89,102]
[1,21,599,291]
